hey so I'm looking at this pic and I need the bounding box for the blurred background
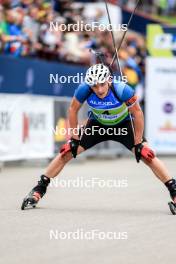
[0,0,176,163]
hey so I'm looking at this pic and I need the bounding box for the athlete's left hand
[134,143,155,163]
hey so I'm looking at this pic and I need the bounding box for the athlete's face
[92,81,110,99]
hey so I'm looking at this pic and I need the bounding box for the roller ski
[21,175,50,210]
[165,179,176,215]
[168,202,176,215]
[21,191,39,210]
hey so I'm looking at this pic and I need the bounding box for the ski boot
[21,175,50,210]
[165,179,176,215]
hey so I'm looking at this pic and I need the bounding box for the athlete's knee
[142,156,156,166]
[53,146,72,165]
[59,151,72,164]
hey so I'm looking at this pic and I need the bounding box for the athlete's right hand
[70,138,80,158]
[60,138,80,158]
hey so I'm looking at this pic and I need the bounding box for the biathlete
[21,64,176,213]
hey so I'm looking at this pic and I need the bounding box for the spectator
[23,5,40,43]
[3,9,30,56]
[0,0,146,86]
[119,0,176,15]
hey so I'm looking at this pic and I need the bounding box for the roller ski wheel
[168,202,176,215]
[21,192,40,210]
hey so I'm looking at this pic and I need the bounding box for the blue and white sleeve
[114,81,135,101]
[74,83,91,104]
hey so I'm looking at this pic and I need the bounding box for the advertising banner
[0,55,87,97]
[0,94,22,160]
[21,96,54,159]
[0,94,54,161]
[146,57,176,154]
[147,25,176,57]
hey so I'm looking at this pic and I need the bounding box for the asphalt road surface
[0,157,176,264]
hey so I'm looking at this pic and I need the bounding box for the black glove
[70,138,80,158]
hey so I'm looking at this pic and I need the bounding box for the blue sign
[0,55,87,97]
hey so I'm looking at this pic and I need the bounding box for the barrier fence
[0,94,125,162]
